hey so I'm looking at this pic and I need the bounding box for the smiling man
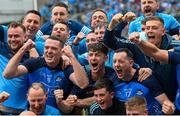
[88,78,125,115]
[22,10,41,41]
[27,83,60,115]
[35,22,70,56]
[0,22,39,114]
[3,35,89,109]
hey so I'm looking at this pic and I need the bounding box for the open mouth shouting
[115,67,124,79]
[98,100,106,109]
[144,6,153,16]
[147,35,155,39]
[90,62,99,72]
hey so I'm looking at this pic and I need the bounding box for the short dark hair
[47,35,65,47]
[93,78,114,92]
[144,16,164,25]
[86,30,94,35]
[25,10,41,18]
[8,22,26,33]
[115,48,134,59]
[88,42,109,55]
[28,82,46,94]
[52,2,69,13]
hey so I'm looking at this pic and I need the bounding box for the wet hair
[8,22,26,33]
[94,22,107,30]
[47,35,65,47]
[125,96,147,110]
[93,78,114,92]
[88,42,109,55]
[115,48,134,59]
[144,16,164,25]
[28,82,46,94]
[52,2,69,14]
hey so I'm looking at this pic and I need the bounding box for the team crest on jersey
[56,76,62,82]
[136,90,143,95]
[47,77,51,83]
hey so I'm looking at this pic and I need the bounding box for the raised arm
[62,45,89,89]
[129,32,169,63]
[103,12,137,50]
[3,39,35,79]
[75,96,95,108]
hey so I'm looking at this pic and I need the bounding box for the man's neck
[123,68,136,82]
[91,67,106,81]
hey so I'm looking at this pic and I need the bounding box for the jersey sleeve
[128,21,137,34]
[63,65,74,79]
[142,75,164,97]
[0,25,7,43]
[22,57,44,73]
[169,16,180,35]
[168,47,180,64]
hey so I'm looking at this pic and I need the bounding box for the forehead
[88,50,103,55]
[94,88,107,94]
[45,39,61,47]
[8,27,24,34]
[52,6,67,13]
[28,88,45,97]
[94,26,105,32]
[114,52,127,59]
[53,23,67,29]
[146,20,163,26]
[126,109,145,114]
[86,33,96,38]
[24,13,40,21]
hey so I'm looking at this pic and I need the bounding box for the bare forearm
[138,41,159,57]
[70,56,89,89]
[76,97,96,108]
[57,100,74,114]
[155,93,170,105]
[156,93,175,114]
[3,46,26,78]
[138,41,169,63]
